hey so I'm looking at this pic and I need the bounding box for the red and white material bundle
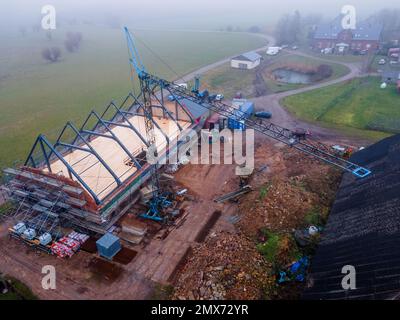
[68,231,89,244]
[51,242,74,258]
[58,237,81,252]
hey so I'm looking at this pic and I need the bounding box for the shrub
[41,47,62,62]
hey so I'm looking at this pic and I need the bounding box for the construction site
[1,26,399,301]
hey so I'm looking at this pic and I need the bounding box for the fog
[1,0,400,31]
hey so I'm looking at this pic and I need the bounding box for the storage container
[96,233,121,260]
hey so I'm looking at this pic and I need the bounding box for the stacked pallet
[120,215,147,245]
[51,231,89,258]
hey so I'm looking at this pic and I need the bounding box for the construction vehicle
[331,145,354,159]
[123,25,371,213]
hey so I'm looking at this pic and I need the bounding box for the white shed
[231,51,262,70]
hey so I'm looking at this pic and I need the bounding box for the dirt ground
[0,146,242,300]
[172,135,343,300]
[0,126,365,301]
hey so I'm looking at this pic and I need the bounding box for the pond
[272,68,313,84]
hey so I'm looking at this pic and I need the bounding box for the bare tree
[64,32,83,53]
[42,47,62,63]
[275,11,302,45]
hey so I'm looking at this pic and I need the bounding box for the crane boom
[123,27,371,183]
[144,73,371,178]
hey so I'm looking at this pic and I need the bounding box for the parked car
[321,48,333,54]
[174,83,188,90]
[266,47,281,55]
[378,59,386,65]
[291,45,299,50]
[390,60,399,65]
[254,111,272,119]
[215,94,224,101]
[167,95,183,101]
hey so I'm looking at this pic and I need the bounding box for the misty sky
[2,0,400,30]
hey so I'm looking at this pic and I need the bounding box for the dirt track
[252,50,372,146]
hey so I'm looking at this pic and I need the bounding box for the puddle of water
[272,68,313,84]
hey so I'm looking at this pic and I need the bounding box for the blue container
[239,102,254,118]
[96,233,121,260]
[228,110,246,130]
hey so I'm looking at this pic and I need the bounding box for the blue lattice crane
[123,27,371,205]
[124,27,172,222]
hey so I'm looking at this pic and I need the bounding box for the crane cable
[134,34,186,84]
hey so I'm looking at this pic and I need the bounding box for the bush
[313,64,333,81]
[257,231,302,269]
[3,276,37,300]
[257,231,281,263]
[41,47,62,63]
[0,202,14,216]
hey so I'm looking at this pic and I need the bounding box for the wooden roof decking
[47,115,191,200]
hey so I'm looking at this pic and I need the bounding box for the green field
[282,76,399,140]
[200,52,350,98]
[0,26,266,169]
[200,62,257,98]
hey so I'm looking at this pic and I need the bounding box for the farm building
[2,93,210,235]
[303,134,400,299]
[231,51,262,70]
[313,15,383,53]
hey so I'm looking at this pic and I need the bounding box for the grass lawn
[0,275,38,300]
[0,26,266,170]
[200,62,257,99]
[282,76,400,140]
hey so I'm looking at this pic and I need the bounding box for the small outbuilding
[231,51,262,70]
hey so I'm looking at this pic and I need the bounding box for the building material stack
[120,215,148,245]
